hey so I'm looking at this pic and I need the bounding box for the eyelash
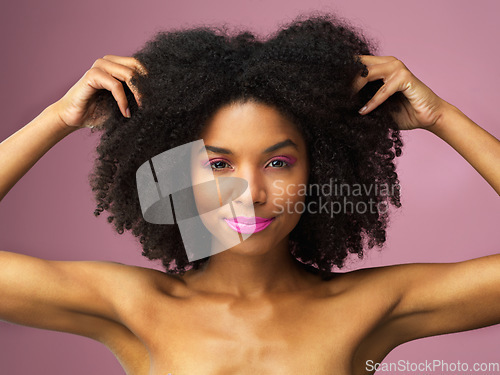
[205,156,292,173]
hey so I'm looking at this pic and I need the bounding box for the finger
[86,67,131,118]
[102,55,148,75]
[356,55,399,67]
[352,58,404,95]
[352,56,402,94]
[95,57,145,106]
[358,82,393,115]
[95,56,146,107]
[358,68,412,115]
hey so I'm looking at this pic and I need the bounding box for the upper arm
[0,250,155,338]
[382,254,500,344]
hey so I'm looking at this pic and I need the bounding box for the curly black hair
[89,11,404,279]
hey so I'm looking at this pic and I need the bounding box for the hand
[53,55,147,129]
[352,55,447,131]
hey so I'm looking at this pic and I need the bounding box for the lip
[223,216,276,234]
[226,216,274,224]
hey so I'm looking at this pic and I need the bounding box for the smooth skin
[0,55,499,375]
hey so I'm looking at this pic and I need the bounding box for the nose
[233,165,267,207]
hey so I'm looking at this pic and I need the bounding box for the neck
[183,235,315,298]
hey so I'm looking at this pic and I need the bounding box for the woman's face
[190,100,309,255]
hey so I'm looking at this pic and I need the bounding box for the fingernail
[358,105,368,114]
[126,107,131,118]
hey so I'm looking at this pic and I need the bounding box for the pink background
[1,0,499,374]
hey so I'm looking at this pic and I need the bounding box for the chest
[131,292,385,375]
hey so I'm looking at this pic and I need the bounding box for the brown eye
[267,158,291,169]
[209,160,230,172]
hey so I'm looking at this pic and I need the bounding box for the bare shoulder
[321,260,469,311]
[52,260,183,375]
[319,263,436,372]
[68,259,177,289]
[335,256,500,323]
[0,252,183,338]
[339,256,500,372]
[0,254,184,375]
[68,260,184,312]
[320,262,416,298]
[318,262,436,324]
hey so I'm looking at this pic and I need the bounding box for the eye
[267,158,291,169]
[206,159,231,172]
[204,157,293,173]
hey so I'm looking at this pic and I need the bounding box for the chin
[220,237,273,256]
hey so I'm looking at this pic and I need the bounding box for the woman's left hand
[352,55,448,131]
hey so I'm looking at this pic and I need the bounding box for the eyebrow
[199,139,299,155]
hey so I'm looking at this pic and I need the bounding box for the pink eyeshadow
[276,155,297,165]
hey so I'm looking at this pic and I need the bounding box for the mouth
[223,216,276,234]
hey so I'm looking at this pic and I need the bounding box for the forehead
[200,101,306,150]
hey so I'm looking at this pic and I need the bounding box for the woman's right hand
[53,55,148,129]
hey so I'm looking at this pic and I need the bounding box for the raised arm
[0,55,148,338]
[426,102,500,195]
[350,55,500,358]
[0,103,76,201]
[0,55,145,202]
[353,55,500,195]
[0,251,149,333]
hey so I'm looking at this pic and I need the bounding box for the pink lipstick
[224,216,275,234]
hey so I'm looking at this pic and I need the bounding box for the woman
[0,13,499,375]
